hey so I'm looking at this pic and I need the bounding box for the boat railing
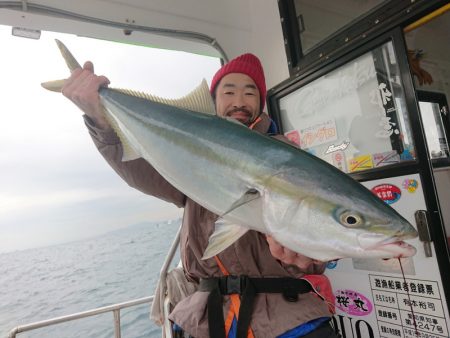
[8,296,154,338]
[8,223,182,338]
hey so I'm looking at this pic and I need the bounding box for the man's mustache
[226,107,252,116]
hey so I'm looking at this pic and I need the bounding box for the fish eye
[339,210,364,228]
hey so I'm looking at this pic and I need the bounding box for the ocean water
[0,220,181,338]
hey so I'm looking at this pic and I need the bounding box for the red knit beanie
[210,53,267,110]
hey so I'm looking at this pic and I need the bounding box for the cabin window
[279,40,415,174]
[293,0,386,54]
[403,8,450,164]
[418,94,450,160]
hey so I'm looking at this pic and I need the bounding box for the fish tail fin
[41,39,81,92]
[41,79,66,92]
[41,40,216,116]
[54,39,82,71]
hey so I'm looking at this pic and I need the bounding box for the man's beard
[226,107,254,125]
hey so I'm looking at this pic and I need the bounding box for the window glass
[404,9,450,162]
[294,0,386,53]
[419,101,449,159]
[279,40,416,173]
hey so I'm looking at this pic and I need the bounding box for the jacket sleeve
[84,115,186,208]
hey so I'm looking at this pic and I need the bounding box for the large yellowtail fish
[42,40,418,261]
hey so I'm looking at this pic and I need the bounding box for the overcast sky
[0,25,220,253]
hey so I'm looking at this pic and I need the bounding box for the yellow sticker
[348,155,374,172]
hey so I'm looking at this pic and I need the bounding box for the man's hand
[62,61,111,130]
[266,235,324,272]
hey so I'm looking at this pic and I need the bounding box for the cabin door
[269,10,450,335]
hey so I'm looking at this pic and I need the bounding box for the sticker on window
[402,179,419,193]
[335,289,373,316]
[371,184,402,204]
[348,154,374,172]
[284,130,301,146]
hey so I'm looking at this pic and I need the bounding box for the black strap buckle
[282,285,299,302]
[225,275,245,294]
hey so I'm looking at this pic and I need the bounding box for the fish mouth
[376,240,417,258]
[357,233,417,258]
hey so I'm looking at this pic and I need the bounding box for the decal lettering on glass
[369,83,400,139]
[299,119,338,148]
[325,141,350,154]
[295,61,377,118]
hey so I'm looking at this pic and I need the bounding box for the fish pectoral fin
[41,79,67,92]
[202,189,261,259]
[202,220,249,259]
[221,188,261,217]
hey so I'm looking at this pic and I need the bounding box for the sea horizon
[0,218,181,256]
[1,219,181,338]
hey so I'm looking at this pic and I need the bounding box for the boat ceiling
[0,0,290,87]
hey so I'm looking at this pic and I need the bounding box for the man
[62,53,338,338]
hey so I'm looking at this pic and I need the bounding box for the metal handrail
[8,296,154,338]
[155,224,182,338]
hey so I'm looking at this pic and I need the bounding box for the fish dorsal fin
[202,219,249,259]
[114,79,216,115]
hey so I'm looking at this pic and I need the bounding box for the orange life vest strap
[214,256,255,338]
[248,116,262,130]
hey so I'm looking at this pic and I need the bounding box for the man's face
[215,73,261,126]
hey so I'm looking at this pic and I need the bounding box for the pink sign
[335,289,373,316]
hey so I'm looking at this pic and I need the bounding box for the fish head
[328,202,418,259]
[262,178,418,261]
